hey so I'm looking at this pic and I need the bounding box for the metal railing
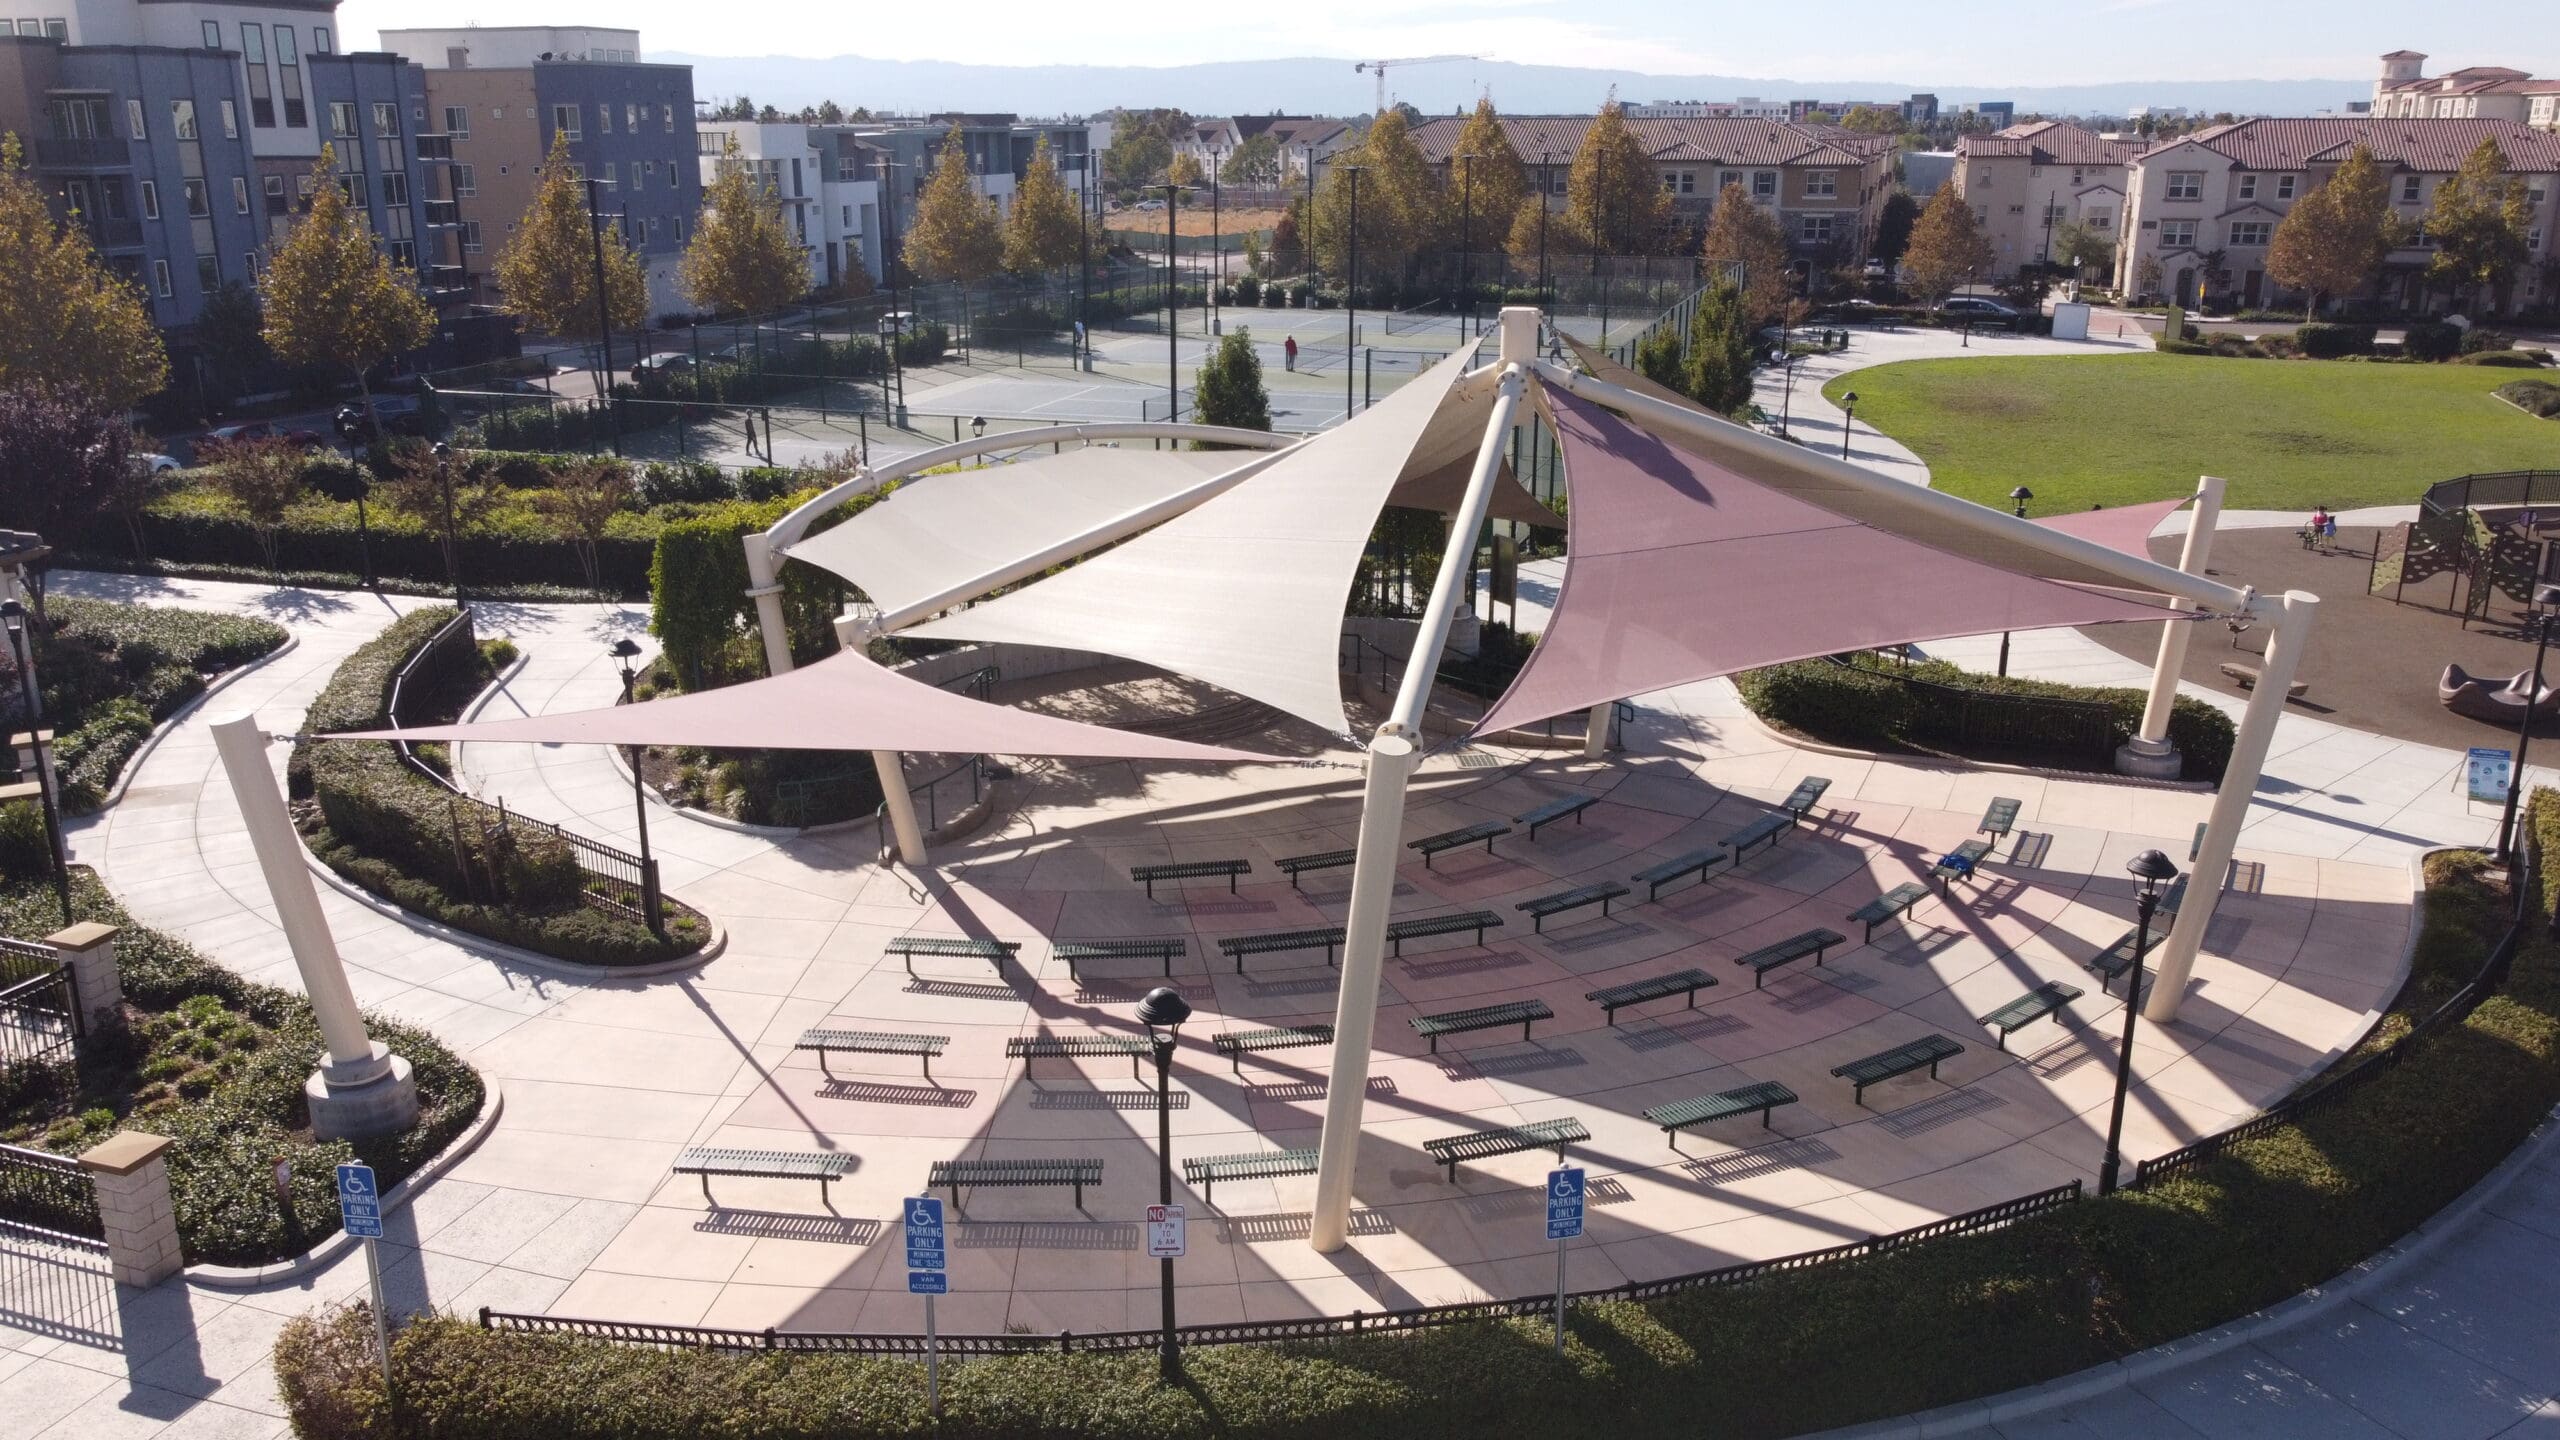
[0,1141,102,1242]
[0,937,76,1076]
[1832,655,2120,760]
[2418,470,2560,519]
[0,1215,116,1345]
[478,1180,2082,1356]
[867,667,1002,846]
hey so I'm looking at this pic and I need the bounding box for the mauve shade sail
[2034,496,2193,557]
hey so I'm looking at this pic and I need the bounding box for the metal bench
[673,1146,853,1207]
[1053,937,1187,981]
[1408,821,1512,868]
[1276,848,1356,888]
[1410,999,1553,1054]
[1516,882,1629,933]
[888,935,1021,978]
[1630,846,1730,901]
[1129,858,1251,899]
[2219,660,2308,699]
[1421,1116,1589,1182]
[1723,812,1792,860]
[1831,1034,1966,1106]
[928,1157,1103,1211]
[1976,981,2084,1050]
[1733,928,1845,988]
[1515,794,1600,839]
[1384,909,1503,954]
[1848,882,1931,941]
[1006,1033,1153,1081]
[1585,968,1717,1024]
[1644,1081,1799,1146]
[2158,873,2191,918]
[2087,928,2155,996]
[1210,1023,1334,1075]
[1182,1147,1318,1202]
[1218,926,1348,971]
[1931,839,1993,889]
[1979,796,2022,840]
[1779,775,1833,823]
[794,1028,948,1082]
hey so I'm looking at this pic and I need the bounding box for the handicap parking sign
[1545,1166,1585,1240]
[908,1271,949,1295]
[904,1196,946,1272]
[335,1162,383,1239]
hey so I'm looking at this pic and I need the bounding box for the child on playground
[2307,505,2333,552]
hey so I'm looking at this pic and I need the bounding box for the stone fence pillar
[43,921,121,1032]
[78,1132,182,1288]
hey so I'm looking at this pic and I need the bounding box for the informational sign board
[908,1271,949,1295]
[1145,1203,1187,1259]
[335,1162,382,1239]
[2467,747,2513,805]
[904,1196,946,1272]
[1492,536,1519,607]
[1545,1166,1586,1241]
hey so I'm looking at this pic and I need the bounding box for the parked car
[334,394,427,442]
[195,421,326,459]
[131,451,181,474]
[1938,296,2020,322]
[631,352,698,375]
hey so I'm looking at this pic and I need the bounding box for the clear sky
[339,0,2554,85]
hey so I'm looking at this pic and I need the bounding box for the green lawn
[1824,353,2558,513]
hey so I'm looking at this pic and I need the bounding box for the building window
[372,102,398,136]
[2531,228,2544,253]
[601,161,617,189]
[263,173,285,212]
[842,203,851,226]
[1805,169,1837,197]
[2089,211,2113,230]
[2160,219,2196,247]
[182,179,208,217]
[551,105,580,141]
[201,19,219,48]
[2230,221,2271,246]
[626,103,640,132]
[443,105,468,138]
[2165,170,2201,201]
[274,26,294,64]
[661,104,673,133]
[152,259,172,296]
[197,255,219,293]
[2237,173,2256,199]
[461,220,482,253]
[213,99,236,139]
[1660,171,1676,193]
[1752,170,1776,198]
[170,100,197,141]
[139,180,158,218]
[127,99,144,139]
[2402,174,2422,202]
[329,102,356,138]
[241,24,273,127]
[312,26,328,53]
[2277,174,2296,200]
[670,161,681,189]
[41,17,62,37]
[598,102,613,135]
[381,172,407,207]
[232,176,249,213]
[1800,213,1835,243]
[454,163,476,197]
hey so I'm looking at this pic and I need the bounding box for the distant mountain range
[653,53,2369,122]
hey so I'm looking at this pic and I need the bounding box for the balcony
[415,134,455,163]
[33,135,131,169]
[85,216,144,249]
[423,199,461,227]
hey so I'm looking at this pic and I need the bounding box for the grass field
[1823,353,2559,513]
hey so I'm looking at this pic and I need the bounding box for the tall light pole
[1137,986,1192,1381]
[1209,145,1222,336]
[2496,582,2560,860]
[1839,390,1859,460]
[1537,152,1552,308]
[1997,486,2033,676]
[1456,151,1476,338]
[582,177,624,457]
[1341,164,1365,419]
[1,599,71,924]
[1154,181,1184,417]
[2100,849,2180,1196]
[608,638,663,937]
[878,156,910,424]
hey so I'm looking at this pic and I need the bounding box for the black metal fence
[0,937,76,1076]
[0,1215,115,1346]
[479,1179,2082,1357]
[0,1140,101,1241]
[1841,657,2121,761]
[2417,470,2560,519]
[387,610,666,930]
[867,667,1001,846]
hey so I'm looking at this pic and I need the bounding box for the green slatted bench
[1976,981,2084,1050]
[1053,937,1187,981]
[1631,846,1729,901]
[929,1158,1103,1211]
[1724,812,1792,860]
[2158,873,2191,917]
[1385,909,1504,954]
[1848,882,1931,941]
[1421,1116,1589,1182]
[889,935,1020,978]
[1585,967,1717,1024]
[1517,882,1630,933]
[1779,775,1833,823]
[1516,794,1600,839]
[1832,1034,1965,1106]
[1211,1023,1334,1075]
[1129,858,1250,899]
[1218,926,1348,972]
[674,1146,852,1207]
[1734,928,1845,987]
[794,1028,948,1082]
[1979,796,2022,840]
[1931,839,1993,890]
[1644,1081,1799,1146]
[1006,1033,1153,1081]
[1410,821,1512,868]
[1182,1148,1318,1202]
[1410,999,1553,1054]
[1276,849,1356,888]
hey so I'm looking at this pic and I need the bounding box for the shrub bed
[290,607,704,967]
[2497,379,2560,419]
[0,871,484,1267]
[1735,653,2235,782]
[5,597,288,812]
[270,845,2558,1439]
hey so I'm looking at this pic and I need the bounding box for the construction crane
[1353,55,1483,115]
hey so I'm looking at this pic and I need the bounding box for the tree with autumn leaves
[0,132,166,410]
[2266,143,2397,318]
[493,134,648,363]
[261,147,434,425]
[1564,102,1670,256]
[1445,98,1528,261]
[2427,136,2535,314]
[1002,136,1082,276]
[1899,184,1996,306]
[1309,107,1443,284]
[680,135,809,316]
[1698,183,1794,324]
[902,130,1002,286]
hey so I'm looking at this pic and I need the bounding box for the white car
[134,451,181,473]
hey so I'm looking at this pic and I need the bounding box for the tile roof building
[1953,121,2136,276]
[2373,51,2560,131]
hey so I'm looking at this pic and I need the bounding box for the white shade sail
[905,343,1488,735]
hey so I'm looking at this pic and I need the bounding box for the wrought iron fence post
[641,856,664,936]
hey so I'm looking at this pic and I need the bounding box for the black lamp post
[1537,152,1553,309]
[1154,181,1185,418]
[1839,390,1859,459]
[2100,848,2181,1196]
[2496,582,2560,861]
[1456,152,1476,338]
[1,599,71,923]
[1997,486,2034,676]
[609,638,663,937]
[1136,985,1192,1381]
[1340,165,1366,420]
[1208,145,1222,336]
[1771,345,1800,438]
[971,415,987,466]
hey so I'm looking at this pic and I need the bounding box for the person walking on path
[1284,335,1298,372]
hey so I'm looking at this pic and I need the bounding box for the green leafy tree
[1506,194,1592,268]
[680,136,810,316]
[2427,136,2533,313]
[1565,101,1669,255]
[533,456,635,595]
[0,384,135,543]
[1002,136,1081,275]
[207,436,304,573]
[1267,207,1305,275]
[1681,282,1758,415]
[261,148,435,424]
[492,134,648,352]
[1699,183,1794,324]
[2267,144,2395,316]
[194,282,271,393]
[1221,134,1280,186]
[1634,323,1683,389]
[2049,218,2115,281]
[1871,191,1920,269]
[1166,152,1206,188]
[1310,108,1443,283]
[0,133,166,409]
[379,442,500,595]
[1446,98,1529,256]
[1900,184,1996,306]
[1191,327,1271,435]
[1104,128,1172,189]
[902,131,1002,284]
[1841,105,1903,134]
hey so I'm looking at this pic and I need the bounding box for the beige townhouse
[1952,120,2134,276]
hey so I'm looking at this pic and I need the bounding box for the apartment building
[1953,120,2134,275]
[2114,117,2560,314]
[0,0,457,354]
[2373,51,2560,131]
[1409,114,1893,258]
[694,119,882,295]
[1176,114,1349,184]
[380,26,700,318]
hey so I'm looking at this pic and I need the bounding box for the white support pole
[874,748,928,866]
[2118,476,2226,778]
[2144,590,2318,1024]
[1582,702,1613,759]
[1310,315,1532,1254]
[210,714,417,1136]
[743,532,794,679]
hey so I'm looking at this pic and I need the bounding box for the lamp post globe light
[1996,487,2035,677]
[2100,848,2180,1196]
[1136,985,1192,1380]
[1839,390,1859,460]
[971,415,987,466]
[2496,582,2560,860]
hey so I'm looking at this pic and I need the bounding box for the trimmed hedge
[2403,321,2463,362]
[270,846,2560,1440]
[10,597,288,812]
[1736,654,2235,782]
[2295,322,2375,359]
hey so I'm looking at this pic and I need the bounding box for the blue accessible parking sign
[1545,1166,1585,1240]
[335,1162,383,1239]
[905,1195,946,1273]
[909,1271,949,1295]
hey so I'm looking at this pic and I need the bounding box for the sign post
[2467,747,2513,806]
[335,1162,390,1391]
[904,1196,946,1416]
[1545,1166,1584,1355]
